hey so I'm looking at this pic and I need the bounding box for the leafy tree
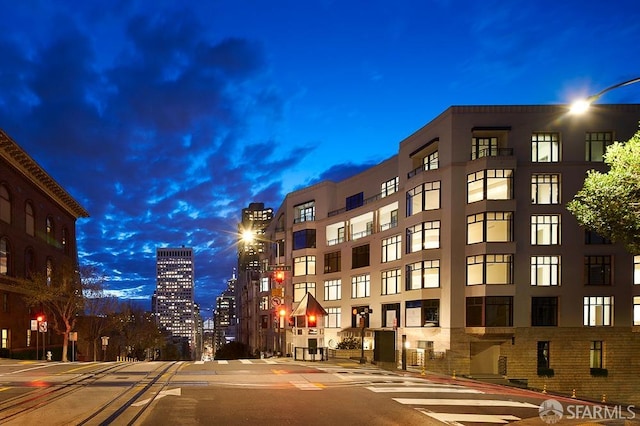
[112,302,163,361]
[336,336,360,349]
[567,129,640,254]
[21,260,83,362]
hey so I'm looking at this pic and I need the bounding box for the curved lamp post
[570,76,640,114]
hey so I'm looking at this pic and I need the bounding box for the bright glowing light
[279,308,286,317]
[569,98,592,114]
[241,230,254,243]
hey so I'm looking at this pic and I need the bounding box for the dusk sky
[1,1,639,313]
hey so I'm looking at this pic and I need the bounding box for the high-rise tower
[155,247,195,357]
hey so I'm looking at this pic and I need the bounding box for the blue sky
[1,0,639,311]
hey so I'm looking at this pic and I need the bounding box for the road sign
[271,288,283,297]
[267,265,291,271]
[271,297,282,307]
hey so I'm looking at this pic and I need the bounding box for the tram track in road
[0,362,133,423]
[76,361,183,426]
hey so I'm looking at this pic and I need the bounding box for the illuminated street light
[570,76,640,114]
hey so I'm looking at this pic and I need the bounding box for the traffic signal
[36,314,45,322]
[308,314,317,327]
[274,270,285,283]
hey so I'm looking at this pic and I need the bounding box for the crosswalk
[364,381,540,425]
[194,358,279,365]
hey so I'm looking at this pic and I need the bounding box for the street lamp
[570,76,640,114]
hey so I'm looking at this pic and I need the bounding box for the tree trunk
[61,331,69,362]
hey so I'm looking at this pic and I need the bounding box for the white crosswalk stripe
[365,381,539,425]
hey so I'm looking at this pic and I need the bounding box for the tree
[21,260,83,362]
[567,129,640,254]
[76,268,119,361]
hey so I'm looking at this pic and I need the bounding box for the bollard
[452,369,456,379]
[602,394,606,403]
[571,389,576,398]
[542,384,547,394]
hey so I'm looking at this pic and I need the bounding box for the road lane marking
[290,381,323,391]
[392,398,538,408]
[239,359,252,364]
[420,412,521,424]
[132,388,181,406]
[366,386,483,394]
[217,360,228,364]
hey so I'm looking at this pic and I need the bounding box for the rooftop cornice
[0,129,89,219]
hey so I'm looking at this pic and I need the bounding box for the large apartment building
[154,247,195,357]
[0,129,89,357]
[240,104,640,404]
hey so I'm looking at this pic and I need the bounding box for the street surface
[0,357,636,425]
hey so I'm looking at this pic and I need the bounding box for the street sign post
[267,265,291,271]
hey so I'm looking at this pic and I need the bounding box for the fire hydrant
[46,351,52,361]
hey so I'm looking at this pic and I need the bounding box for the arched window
[46,258,53,286]
[25,202,35,236]
[0,185,10,224]
[25,248,35,279]
[46,216,55,244]
[0,237,10,275]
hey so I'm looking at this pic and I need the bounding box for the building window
[293,282,316,302]
[407,221,440,253]
[324,251,341,273]
[24,248,35,278]
[635,256,640,285]
[352,244,370,269]
[382,235,401,263]
[633,296,640,326]
[532,132,560,162]
[532,297,558,326]
[381,269,401,295]
[406,260,440,290]
[293,255,316,276]
[346,192,364,211]
[293,229,316,250]
[590,341,603,368]
[61,227,69,255]
[467,170,513,203]
[471,136,499,160]
[531,174,560,204]
[324,279,341,301]
[324,307,341,328]
[46,216,55,244]
[294,201,315,223]
[381,177,399,198]
[531,215,560,245]
[260,277,269,292]
[584,256,611,285]
[0,238,10,276]
[531,256,561,286]
[537,341,550,369]
[382,303,401,327]
[407,181,440,216]
[583,296,613,326]
[351,274,370,298]
[585,132,613,162]
[379,203,398,231]
[466,296,513,327]
[46,258,53,286]
[425,151,439,170]
[466,254,513,285]
[467,212,513,244]
[585,230,611,245]
[0,185,10,224]
[25,202,35,237]
[326,222,345,246]
[406,299,439,327]
[1,329,8,349]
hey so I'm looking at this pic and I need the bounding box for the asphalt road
[0,358,637,425]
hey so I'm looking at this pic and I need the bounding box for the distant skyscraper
[155,247,195,353]
[214,271,237,351]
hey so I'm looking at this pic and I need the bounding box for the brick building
[0,129,88,357]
